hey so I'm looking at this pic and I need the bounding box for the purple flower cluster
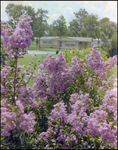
[18,86,43,108]
[34,52,75,99]
[1,65,11,79]
[95,55,117,82]
[1,15,33,57]
[48,101,67,124]
[18,111,36,134]
[71,57,86,75]
[39,101,76,148]
[85,46,117,84]
[86,46,105,71]
[43,52,68,74]
[1,99,36,136]
[39,90,117,148]
[105,55,117,71]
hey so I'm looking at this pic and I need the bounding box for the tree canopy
[4,3,117,52]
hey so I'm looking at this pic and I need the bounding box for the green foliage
[68,19,80,37]
[5,3,48,42]
[5,3,35,31]
[108,33,117,57]
[1,38,8,66]
[83,14,99,38]
[34,8,49,49]
[5,4,117,42]
[98,17,117,55]
[62,47,116,83]
[100,32,117,57]
[62,48,92,65]
[99,17,117,40]
[74,8,89,31]
[52,15,67,37]
[1,38,16,70]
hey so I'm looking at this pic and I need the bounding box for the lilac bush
[1,15,32,57]
[1,15,117,149]
[1,99,36,136]
[1,15,38,149]
[39,90,117,149]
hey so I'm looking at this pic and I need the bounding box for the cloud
[1,1,117,25]
[103,1,117,22]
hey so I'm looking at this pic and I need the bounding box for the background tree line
[4,3,117,56]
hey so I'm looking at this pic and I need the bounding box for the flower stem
[13,55,17,105]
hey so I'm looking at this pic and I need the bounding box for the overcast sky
[1,1,117,26]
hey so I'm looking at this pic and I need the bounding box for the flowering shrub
[1,15,117,149]
[1,15,32,57]
[62,47,115,81]
[39,90,117,149]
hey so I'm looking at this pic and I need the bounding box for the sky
[1,1,117,26]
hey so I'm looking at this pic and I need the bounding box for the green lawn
[18,54,48,67]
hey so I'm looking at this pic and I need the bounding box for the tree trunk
[39,38,40,49]
[59,36,61,50]
[98,38,99,50]
[36,39,38,45]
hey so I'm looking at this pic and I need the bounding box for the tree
[5,4,49,47]
[23,5,36,41]
[99,18,110,36]
[52,15,67,49]
[80,28,87,37]
[74,8,89,31]
[98,17,113,48]
[109,33,117,57]
[68,19,80,37]
[45,24,57,36]
[5,3,25,28]
[5,3,36,41]
[83,14,99,38]
[35,8,49,49]
[108,21,117,39]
